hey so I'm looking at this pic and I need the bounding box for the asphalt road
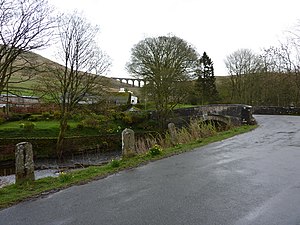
[1,115,300,225]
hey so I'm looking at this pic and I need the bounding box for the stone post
[122,128,136,157]
[168,123,178,146]
[15,142,35,184]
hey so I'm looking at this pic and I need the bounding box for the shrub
[24,122,35,131]
[53,111,61,119]
[78,113,108,129]
[8,113,30,121]
[71,112,85,121]
[97,114,110,123]
[122,113,133,125]
[20,121,35,131]
[101,123,122,134]
[131,112,149,124]
[58,172,72,183]
[80,117,99,129]
[66,124,71,130]
[121,112,149,126]
[28,115,43,121]
[76,123,84,130]
[135,119,159,131]
[112,112,124,120]
[110,159,121,168]
[41,112,51,120]
[148,145,162,157]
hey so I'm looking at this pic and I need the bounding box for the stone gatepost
[168,123,178,146]
[15,142,35,184]
[122,128,136,157]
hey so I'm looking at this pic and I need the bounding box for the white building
[130,96,138,105]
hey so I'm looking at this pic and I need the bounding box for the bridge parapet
[253,106,300,115]
[170,104,254,126]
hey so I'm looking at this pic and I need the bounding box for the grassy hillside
[5,51,139,97]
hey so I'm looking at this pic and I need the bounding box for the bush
[110,159,121,168]
[120,112,149,126]
[53,111,61,119]
[135,119,159,131]
[112,112,124,120]
[20,121,35,131]
[66,124,71,130]
[7,113,31,121]
[41,112,52,120]
[148,145,162,157]
[100,123,122,134]
[122,113,133,125]
[78,113,110,129]
[80,117,99,129]
[76,123,84,130]
[97,114,110,123]
[71,112,85,121]
[58,172,72,183]
[78,113,111,130]
[130,112,148,124]
[28,115,43,121]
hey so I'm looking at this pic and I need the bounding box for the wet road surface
[1,115,300,225]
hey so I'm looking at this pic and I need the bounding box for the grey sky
[41,0,300,77]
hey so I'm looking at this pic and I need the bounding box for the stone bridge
[168,104,255,126]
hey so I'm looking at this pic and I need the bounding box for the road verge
[0,125,257,210]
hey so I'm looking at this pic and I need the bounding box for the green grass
[9,75,37,89]
[0,120,100,138]
[174,104,200,109]
[0,120,78,129]
[0,124,257,209]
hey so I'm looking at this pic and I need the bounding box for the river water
[0,151,121,188]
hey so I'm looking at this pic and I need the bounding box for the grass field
[0,120,100,138]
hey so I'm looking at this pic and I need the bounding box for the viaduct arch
[111,77,145,87]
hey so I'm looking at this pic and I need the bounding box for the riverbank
[0,151,121,188]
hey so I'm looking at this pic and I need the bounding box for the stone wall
[253,106,300,115]
[0,134,121,162]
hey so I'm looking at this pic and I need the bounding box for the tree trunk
[56,115,68,160]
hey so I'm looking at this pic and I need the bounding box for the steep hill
[6,51,138,96]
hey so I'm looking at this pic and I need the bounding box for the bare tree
[37,12,111,158]
[0,0,55,95]
[261,43,297,73]
[224,49,263,103]
[127,35,198,126]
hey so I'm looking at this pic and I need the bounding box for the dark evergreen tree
[196,52,219,104]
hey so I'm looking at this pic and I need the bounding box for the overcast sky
[40,0,300,77]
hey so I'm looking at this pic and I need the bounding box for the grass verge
[0,124,257,210]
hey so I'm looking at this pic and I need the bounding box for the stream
[0,151,121,188]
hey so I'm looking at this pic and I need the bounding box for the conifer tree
[196,52,219,104]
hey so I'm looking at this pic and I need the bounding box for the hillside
[5,51,139,97]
